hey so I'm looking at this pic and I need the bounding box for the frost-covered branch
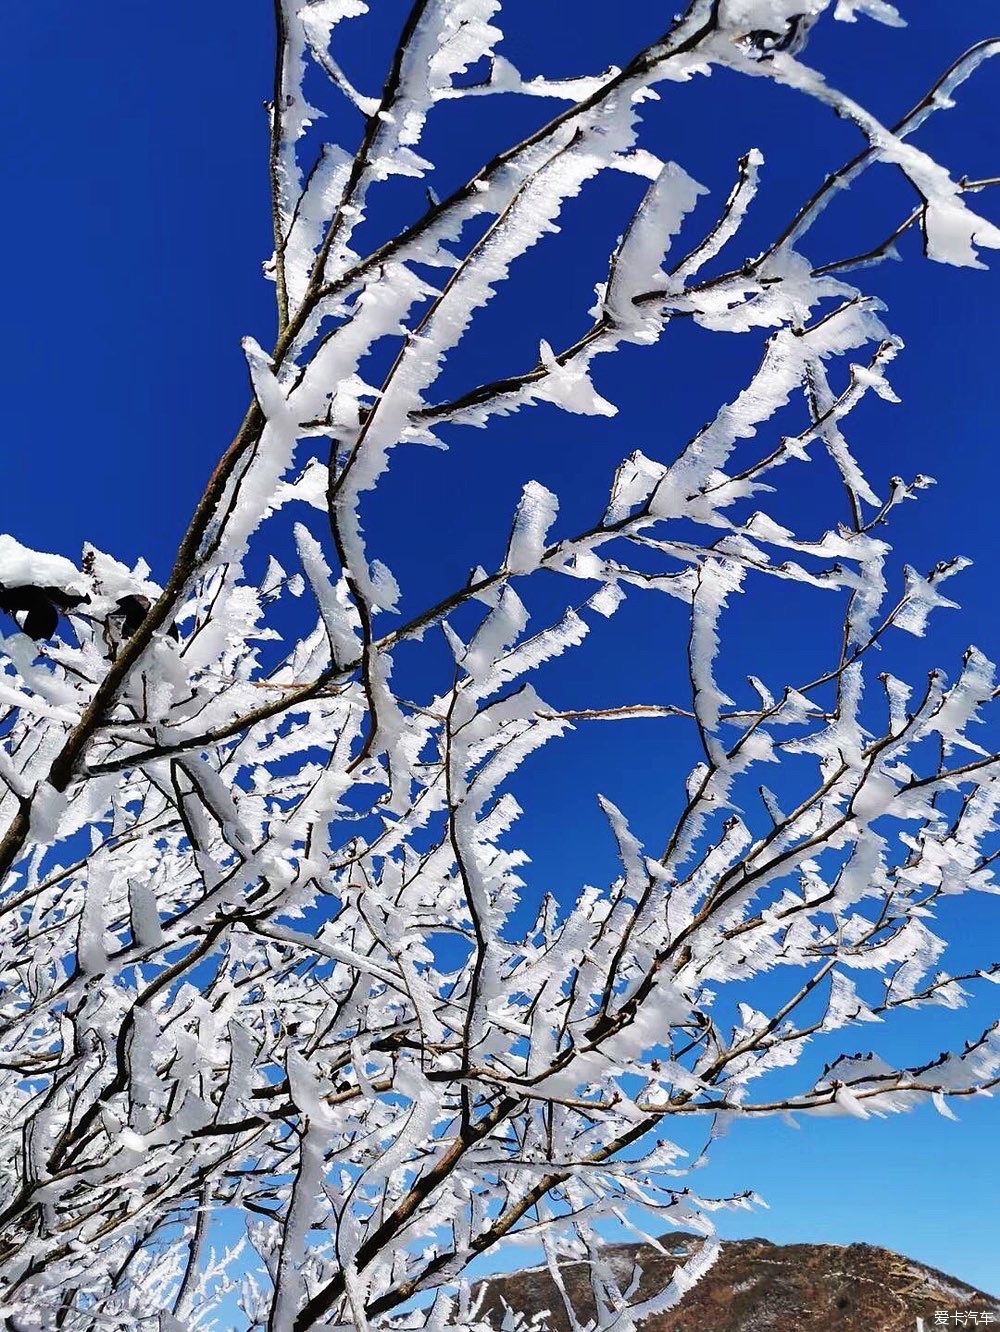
[0,2,998,1329]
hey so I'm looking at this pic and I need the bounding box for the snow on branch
[0,2,998,1328]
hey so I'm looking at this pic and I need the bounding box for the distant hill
[478,1235,1000,1331]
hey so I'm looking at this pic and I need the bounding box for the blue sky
[3,0,1000,1299]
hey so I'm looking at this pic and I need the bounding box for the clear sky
[3,0,1000,1298]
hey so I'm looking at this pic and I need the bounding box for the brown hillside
[479,1235,1000,1331]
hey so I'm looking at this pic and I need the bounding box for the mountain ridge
[477,1235,1000,1330]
